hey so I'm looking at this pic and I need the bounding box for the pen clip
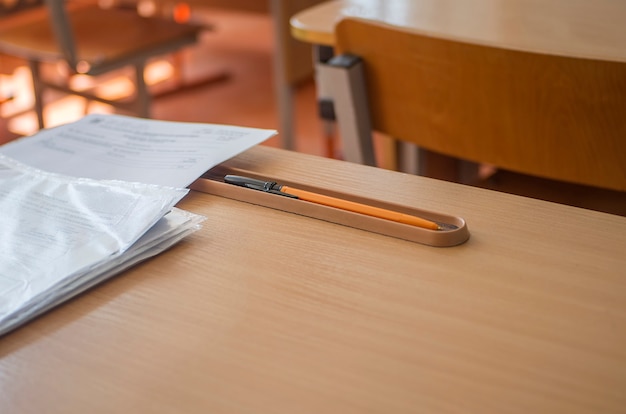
[224,175,297,198]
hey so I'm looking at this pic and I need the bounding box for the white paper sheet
[0,154,203,335]
[0,207,204,336]
[0,114,276,187]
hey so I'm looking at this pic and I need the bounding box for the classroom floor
[1,6,624,216]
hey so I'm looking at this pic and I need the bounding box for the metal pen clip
[224,175,298,198]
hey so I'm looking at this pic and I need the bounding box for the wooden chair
[320,17,626,194]
[0,0,203,129]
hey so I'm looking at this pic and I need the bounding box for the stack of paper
[0,114,277,335]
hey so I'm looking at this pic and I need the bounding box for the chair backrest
[334,18,626,192]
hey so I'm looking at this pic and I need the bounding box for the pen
[224,175,441,231]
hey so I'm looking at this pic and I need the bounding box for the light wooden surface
[290,0,626,63]
[1,146,625,413]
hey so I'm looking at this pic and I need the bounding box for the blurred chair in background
[0,0,204,129]
[321,18,626,214]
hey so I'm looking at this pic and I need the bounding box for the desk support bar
[316,54,376,166]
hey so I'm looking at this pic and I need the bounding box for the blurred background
[1,0,624,215]
[0,0,329,154]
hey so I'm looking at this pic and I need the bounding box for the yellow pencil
[279,185,440,230]
[224,175,441,231]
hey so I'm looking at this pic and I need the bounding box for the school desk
[1,145,625,413]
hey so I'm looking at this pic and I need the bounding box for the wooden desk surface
[290,0,626,63]
[1,146,625,413]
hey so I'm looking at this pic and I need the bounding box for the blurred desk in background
[144,0,327,149]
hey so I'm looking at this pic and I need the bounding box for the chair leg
[134,62,150,118]
[28,60,45,129]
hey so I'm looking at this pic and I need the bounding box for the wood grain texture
[1,146,625,413]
